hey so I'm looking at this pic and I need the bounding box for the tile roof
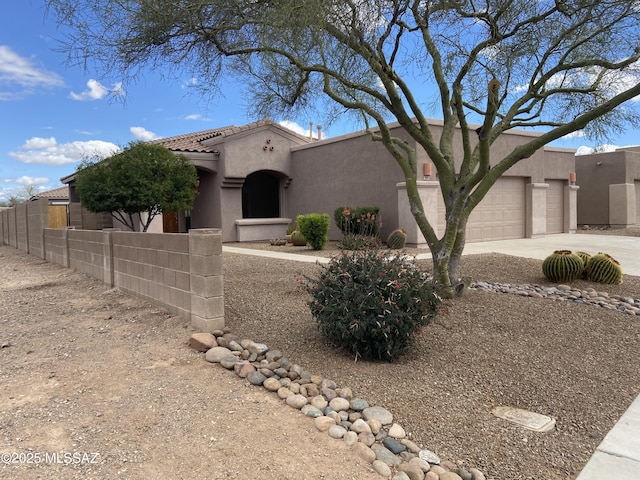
[149,119,283,153]
[32,186,69,200]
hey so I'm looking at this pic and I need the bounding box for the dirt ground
[0,246,380,480]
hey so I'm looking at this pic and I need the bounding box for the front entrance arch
[242,171,280,218]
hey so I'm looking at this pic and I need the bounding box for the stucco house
[576,147,640,227]
[63,118,579,246]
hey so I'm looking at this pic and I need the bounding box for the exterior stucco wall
[576,149,640,226]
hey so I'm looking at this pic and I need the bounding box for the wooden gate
[48,205,68,228]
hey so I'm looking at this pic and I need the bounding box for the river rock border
[189,330,486,480]
[470,282,640,316]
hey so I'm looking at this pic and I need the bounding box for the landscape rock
[188,332,217,352]
[205,346,232,363]
[363,406,394,425]
[372,459,392,477]
[372,444,402,467]
[352,442,377,464]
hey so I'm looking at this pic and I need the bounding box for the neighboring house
[576,147,640,227]
[30,186,70,228]
[62,118,579,245]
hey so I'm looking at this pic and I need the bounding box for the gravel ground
[2,230,639,480]
[224,235,640,480]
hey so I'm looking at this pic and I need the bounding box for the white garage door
[636,180,640,225]
[546,180,565,234]
[437,177,526,242]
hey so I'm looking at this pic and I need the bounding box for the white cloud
[16,176,49,186]
[279,120,325,139]
[0,45,64,100]
[9,137,120,165]
[185,113,210,121]
[575,144,619,155]
[69,79,124,101]
[130,126,160,141]
[562,130,585,140]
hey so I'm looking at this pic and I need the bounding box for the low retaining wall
[34,228,225,332]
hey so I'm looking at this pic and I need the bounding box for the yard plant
[304,250,441,362]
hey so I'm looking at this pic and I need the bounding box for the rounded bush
[297,213,330,250]
[304,250,441,362]
[542,250,583,282]
[587,253,623,285]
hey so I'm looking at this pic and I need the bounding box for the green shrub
[304,250,441,362]
[296,213,330,250]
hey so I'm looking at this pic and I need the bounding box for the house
[63,118,579,245]
[576,147,640,227]
[30,186,70,229]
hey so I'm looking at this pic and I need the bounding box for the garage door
[546,180,565,234]
[437,177,526,242]
[636,181,640,225]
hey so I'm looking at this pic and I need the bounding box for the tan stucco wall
[576,149,640,226]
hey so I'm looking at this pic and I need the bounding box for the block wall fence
[0,200,224,332]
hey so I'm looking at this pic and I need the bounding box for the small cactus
[575,251,591,279]
[587,253,623,285]
[542,250,583,282]
[387,229,407,250]
[291,230,307,246]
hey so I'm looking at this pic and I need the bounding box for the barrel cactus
[575,251,591,279]
[387,229,407,249]
[587,253,623,285]
[291,230,307,246]
[542,250,583,282]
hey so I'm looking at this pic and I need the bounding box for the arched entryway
[242,170,281,218]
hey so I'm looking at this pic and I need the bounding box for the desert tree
[74,142,198,232]
[47,0,640,296]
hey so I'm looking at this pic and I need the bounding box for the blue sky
[1,1,639,204]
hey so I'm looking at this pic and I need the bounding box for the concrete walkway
[223,233,640,480]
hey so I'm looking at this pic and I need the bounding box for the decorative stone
[457,467,473,480]
[440,472,463,480]
[310,395,328,410]
[329,397,351,412]
[401,439,422,454]
[372,444,402,467]
[265,349,283,362]
[352,442,376,464]
[343,431,358,446]
[468,468,486,480]
[372,460,392,477]
[246,371,266,386]
[358,431,376,446]
[338,387,353,400]
[408,457,432,472]
[301,405,323,418]
[418,450,440,465]
[285,394,308,409]
[383,437,407,454]
[363,406,393,425]
[314,416,336,432]
[219,355,238,369]
[277,387,293,399]
[328,425,347,439]
[204,346,232,363]
[246,341,269,355]
[399,462,426,480]
[233,362,256,378]
[188,333,217,352]
[350,418,372,434]
[263,377,281,392]
[391,472,411,480]
[425,472,439,480]
[350,398,369,411]
[367,418,383,435]
[388,423,406,439]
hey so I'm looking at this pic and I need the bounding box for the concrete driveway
[457,233,640,277]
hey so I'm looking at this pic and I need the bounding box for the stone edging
[188,331,487,480]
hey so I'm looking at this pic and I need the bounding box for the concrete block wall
[44,229,69,267]
[33,227,224,331]
[27,200,48,258]
[15,204,28,253]
[112,231,192,321]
